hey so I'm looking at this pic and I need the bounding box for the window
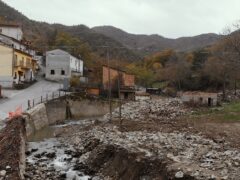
[61,70,65,75]
[14,72,17,79]
[50,70,55,75]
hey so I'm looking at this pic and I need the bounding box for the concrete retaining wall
[25,98,115,137]
[45,99,113,121]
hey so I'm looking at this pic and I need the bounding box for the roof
[14,49,32,57]
[46,49,70,56]
[102,65,134,76]
[135,92,150,96]
[0,33,26,46]
[102,65,126,72]
[0,23,21,28]
[182,91,218,96]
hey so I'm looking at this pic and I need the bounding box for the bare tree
[162,54,191,90]
[206,21,240,99]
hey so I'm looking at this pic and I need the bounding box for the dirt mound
[0,117,26,180]
[73,138,195,180]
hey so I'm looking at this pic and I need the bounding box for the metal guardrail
[26,90,68,111]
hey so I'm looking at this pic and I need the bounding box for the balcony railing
[14,60,32,69]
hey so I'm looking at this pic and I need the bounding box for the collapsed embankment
[0,96,116,180]
[69,137,194,180]
[0,117,26,180]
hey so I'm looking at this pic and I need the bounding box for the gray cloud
[3,0,240,38]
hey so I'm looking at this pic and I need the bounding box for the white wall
[0,27,23,41]
[46,54,71,81]
[70,56,83,76]
[0,34,36,56]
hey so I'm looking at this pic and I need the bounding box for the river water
[26,118,97,180]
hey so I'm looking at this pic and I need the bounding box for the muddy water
[26,118,98,180]
[28,117,97,142]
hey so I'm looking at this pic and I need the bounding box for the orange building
[102,65,135,100]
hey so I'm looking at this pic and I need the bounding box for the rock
[234,162,239,167]
[59,172,67,178]
[31,148,38,153]
[209,174,217,180]
[5,166,11,170]
[46,152,56,159]
[26,150,32,156]
[34,154,42,158]
[0,170,6,177]
[175,171,184,178]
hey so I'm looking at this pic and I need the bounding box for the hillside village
[0,1,240,180]
[0,23,136,99]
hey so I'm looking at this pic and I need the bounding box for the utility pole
[117,69,122,126]
[107,48,112,122]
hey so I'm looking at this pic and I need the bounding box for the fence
[26,90,68,111]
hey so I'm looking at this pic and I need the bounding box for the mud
[0,117,26,180]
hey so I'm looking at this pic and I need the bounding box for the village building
[0,23,23,41]
[0,23,38,88]
[181,91,218,106]
[0,43,37,88]
[102,65,135,100]
[135,92,151,101]
[45,49,84,81]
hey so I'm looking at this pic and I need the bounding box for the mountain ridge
[0,0,223,60]
[92,25,223,55]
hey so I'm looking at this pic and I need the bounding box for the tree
[162,54,191,90]
[205,39,239,99]
[206,21,240,98]
[126,64,155,87]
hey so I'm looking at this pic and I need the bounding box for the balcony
[14,60,24,67]
[14,60,32,69]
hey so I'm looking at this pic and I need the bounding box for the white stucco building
[0,24,35,56]
[0,24,23,41]
[45,49,84,81]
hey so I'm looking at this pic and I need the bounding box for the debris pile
[218,90,240,101]
[69,126,240,180]
[103,98,188,121]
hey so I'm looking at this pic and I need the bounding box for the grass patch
[191,101,240,122]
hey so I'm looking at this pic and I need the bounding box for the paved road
[0,80,62,121]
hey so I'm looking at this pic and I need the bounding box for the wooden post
[28,100,31,110]
[46,94,48,102]
[118,70,122,126]
[32,99,35,107]
[41,96,43,103]
[107,48,112,122]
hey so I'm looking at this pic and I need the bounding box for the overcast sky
[2,0,240,38]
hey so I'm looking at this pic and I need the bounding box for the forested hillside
[92,26,223,56]
[0,0,141,63]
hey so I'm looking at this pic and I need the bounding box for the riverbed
[25,118,98,180]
